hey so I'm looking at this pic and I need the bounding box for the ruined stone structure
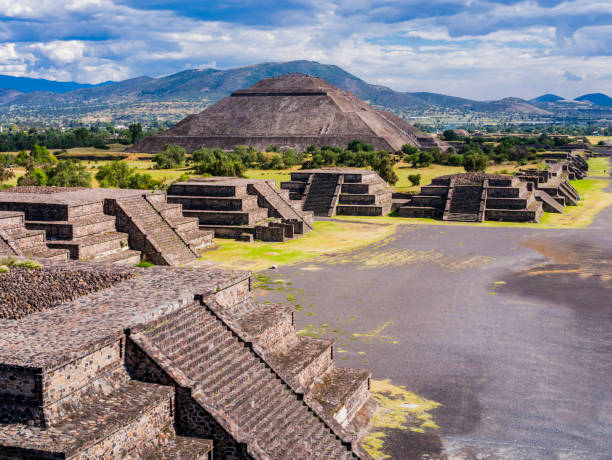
[515,162,581,212]
[540,152,589,179]
[167,178,314,241]
[0,263,375,459]
[0,187,213,266]
[128,74,446,153]
[399,173,544,222]
[281,168,393,217]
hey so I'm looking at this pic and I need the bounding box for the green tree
[408,174,421,186]
[46,160,92,187]
[129,123,143,143]
[370,156,398,185]
[95,161,135,188]
[448,153,463,166]
[442,130,457,141]
[282,149,298,168]
[463,154,489,172]
[17,168,48,186]
[401,144,419,156]
[126,173,163,190]
[154,144,186,169]
[0,165,15,184]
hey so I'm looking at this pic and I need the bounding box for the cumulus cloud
[0,0,610,98]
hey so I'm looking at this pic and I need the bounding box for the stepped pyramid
[0,187,214,266]
[399,173,545,222]
[129,73,433,153]
[0,263,375,459]
[281,168,393,217]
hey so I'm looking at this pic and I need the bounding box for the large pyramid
[129,73,439,153]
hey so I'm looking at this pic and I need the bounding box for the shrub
[95,160,135,188]
[45,160,92,187]
[401,144,419,156]
[267,145,280,153]
[408,174,421,186]
[154,144,186,169]
[448,153,463,166]
[463,154,489,172]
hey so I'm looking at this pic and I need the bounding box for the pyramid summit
[129,73,441,153]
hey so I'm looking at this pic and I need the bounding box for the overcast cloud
[0,0,610,99]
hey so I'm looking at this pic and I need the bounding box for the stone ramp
[132,301,357,459]
[250,180,314,231]
[534,190,565,213]
[111,195,199,266]
[304,173,342,216]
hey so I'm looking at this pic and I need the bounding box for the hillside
[574,93,612,107]
[0,75,111,93]
[2,61,608,124]
[0,61,542,118]
[531,94,564,103]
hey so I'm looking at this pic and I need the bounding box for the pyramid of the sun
[129,73,429,153]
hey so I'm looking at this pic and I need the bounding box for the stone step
[94,249,141,265]
[4,227,46,250]
[336,204,390,216]
[137,303,354,458]
[183,208,268,226]
[309,367,371,428]
[268,337,333,391]
[168,195,260,212]
[137,435,213,460]
[0,371,174,459]
[23,247,70,263]
[446,212,479,222]
[47,231,129,260]
[398,205,441,218]
[25,214,116,240]
[0,211,24,230]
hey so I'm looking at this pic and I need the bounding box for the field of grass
[201,220,397,271]
[587,157,610,176]
[586,136,611,146]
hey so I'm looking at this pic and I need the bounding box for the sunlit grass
[587,157,610,176]
[200,220,396,271]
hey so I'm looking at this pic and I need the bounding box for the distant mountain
[531,94,564,103]
[574,93,612,107]
[0,75,113,94]
[0,61,567,121]
[0,88,23,104]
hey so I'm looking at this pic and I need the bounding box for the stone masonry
[128,74,444,154]
[281,168,393,217]
[399,173,545,223]
[167,177,314,242]
[0,262,375,459]
[0,187,214,266]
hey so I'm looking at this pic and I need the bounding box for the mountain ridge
[1,61,610,123]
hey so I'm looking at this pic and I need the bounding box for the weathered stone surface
[128,73,442,153]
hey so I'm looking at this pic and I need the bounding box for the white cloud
[0,0,610,97]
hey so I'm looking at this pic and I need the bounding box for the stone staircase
[203,294,373,457]
[109,195,203,266]
[303,173,342,216]
[444,185,482,222]
[249,181,314,231]
[168,178,312,242]
[131,301,359,460]
[283,169,392,217]
[0,210,69,262]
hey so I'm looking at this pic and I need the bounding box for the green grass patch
[200,220,396,271]
[587,157,610,176]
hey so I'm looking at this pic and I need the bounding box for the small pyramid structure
[129,73,432,153]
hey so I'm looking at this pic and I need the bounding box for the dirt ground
[254,177,612,459]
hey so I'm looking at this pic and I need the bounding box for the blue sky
[0,0,611,99]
